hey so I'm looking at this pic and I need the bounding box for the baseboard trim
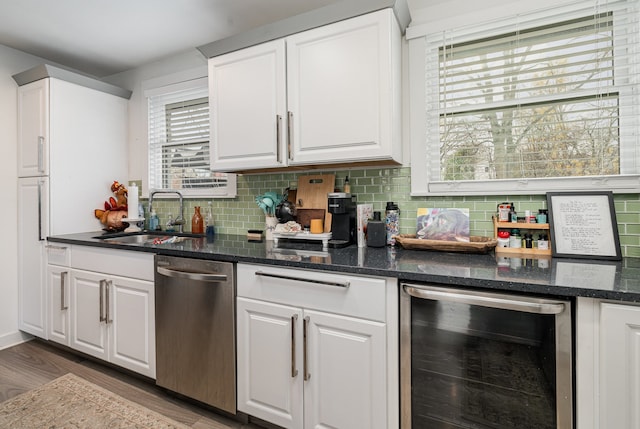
[0,331,33,351]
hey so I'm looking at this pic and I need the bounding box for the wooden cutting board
[296,174,335,232]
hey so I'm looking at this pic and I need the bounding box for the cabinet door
[17,177,48,338]
[304,309,387,429]
[17,79,49,177]
[47,265,69,346]
[237,297,303,429]
[209,40,287,171]
[287,9,400,165]
[109,276,155,378]
[69,270,108,360]
[599,302,640,429]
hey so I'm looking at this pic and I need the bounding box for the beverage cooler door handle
[403,284,566,315]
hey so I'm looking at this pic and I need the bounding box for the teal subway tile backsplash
[143,166,640,258]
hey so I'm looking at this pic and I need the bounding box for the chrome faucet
[148,189,185,233]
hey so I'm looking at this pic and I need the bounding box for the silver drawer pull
[157,266,228,282]
[254,271,349,288]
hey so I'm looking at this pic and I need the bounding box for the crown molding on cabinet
[197,0,409,59]
[12,64,132,99]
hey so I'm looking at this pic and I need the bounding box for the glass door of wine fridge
[400,283,573,429]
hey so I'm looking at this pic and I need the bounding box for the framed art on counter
[546,191,622,260]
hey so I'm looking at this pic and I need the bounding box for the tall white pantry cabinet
[16,67,129,339]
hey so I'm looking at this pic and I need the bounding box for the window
[410,0,640,195]
[147,78,236,197]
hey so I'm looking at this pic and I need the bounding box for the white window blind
[148,80,236,197]
[418,0,640,195]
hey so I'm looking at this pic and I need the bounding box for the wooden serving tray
[395,234,498,254]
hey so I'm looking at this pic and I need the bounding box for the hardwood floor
[0,339,268,429]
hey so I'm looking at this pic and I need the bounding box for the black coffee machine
[328,192,356,247]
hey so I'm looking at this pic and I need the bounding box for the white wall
[0,44,49,349]
[104,49,208,196]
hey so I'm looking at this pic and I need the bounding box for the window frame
[408,0,640,196]
[145,77,236,198]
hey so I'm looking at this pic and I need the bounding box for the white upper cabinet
[209,9,401,172]
[209,40,287,171]
[287,9,401,166]
[18,79,49,177]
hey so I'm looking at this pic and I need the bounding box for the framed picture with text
[546,191,621,260]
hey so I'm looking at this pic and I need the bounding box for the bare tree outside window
[439,13,619,182]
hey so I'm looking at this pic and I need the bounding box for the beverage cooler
[400,283,573,429]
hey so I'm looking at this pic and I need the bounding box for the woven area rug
[0,373,190,428]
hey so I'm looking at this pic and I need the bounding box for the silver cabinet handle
[37,180,44,241]
[403,284,566,315]
[254,271,349,288]
[37,136,45,173]
[157,266,228,282]
[60,271,68,310]
[291,314,298,378]
[99,279,106,322]
[276,114,282,163]
[106,280,112,324]
[303,316,310,381]
[287,111,293,161]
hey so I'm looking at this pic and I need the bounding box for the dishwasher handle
[403,284,566,315]
[157,266,228,282]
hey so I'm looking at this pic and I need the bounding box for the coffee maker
[327,192,356,247]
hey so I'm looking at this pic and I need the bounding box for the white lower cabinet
[237,263,398,429]
[576,297,640,429]
[69,270,155,377]
[47,265,69,345]
[50,245,156,379]
[46,243,71,345]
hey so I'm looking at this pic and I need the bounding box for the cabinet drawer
[71,246,154,281]
[46,243,70,266]
[238,263,387,322]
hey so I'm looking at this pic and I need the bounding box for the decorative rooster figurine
[94,181,129,231]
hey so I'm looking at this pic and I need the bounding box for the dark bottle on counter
[367,212,386,248]
[191,206,204,234]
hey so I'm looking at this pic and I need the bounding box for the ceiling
[0,0,428,78]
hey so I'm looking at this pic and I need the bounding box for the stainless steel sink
[95,232,201,245]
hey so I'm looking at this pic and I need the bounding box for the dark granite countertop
[48,231,640,303]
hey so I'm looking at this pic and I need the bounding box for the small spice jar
[509,229,522,248]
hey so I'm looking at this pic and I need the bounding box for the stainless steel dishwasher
[155,255,236,414]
